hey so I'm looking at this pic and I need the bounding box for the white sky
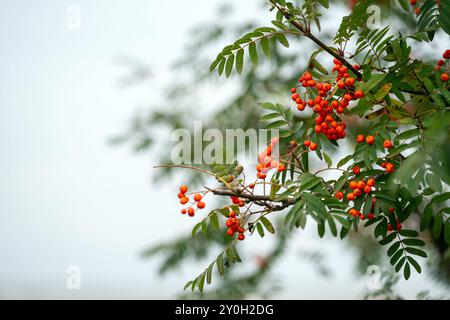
[0,0,448,299]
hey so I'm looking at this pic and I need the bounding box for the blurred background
[0,0,449,299]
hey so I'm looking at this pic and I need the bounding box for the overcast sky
[0,0,448,299]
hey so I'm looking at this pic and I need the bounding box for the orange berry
[364,185,372,194]
[354,188,362,197]
[441,73,449,82]
[180,185,188,193]
[347,193,355,201]
[414,7,420,15]
[309,143,317,151]
[194,194,202,202]
[349,208,358,216]
[335,192,344,200]
[197,201,206,209]
[345,77,355,87]
[367,178,376,187]
[178,192,185,199]
[349,181,357,189]
[356,134,365,143]
[180,197,189,205]
[385,163,395,173]
[365,135,375,145]
[357,181,366,189]
[181,209,187,214]
[188,207,195,217]
[354,90,364,99]
[383,140,393,149]
[277,163,286,172]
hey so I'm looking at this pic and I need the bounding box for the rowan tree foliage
[118,0,450,297]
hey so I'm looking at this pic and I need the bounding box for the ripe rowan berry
[354,90,364,99]
[352,166,360,174]
[345,77,355,87]
[356,134,365,143]
[309,143,317,151]
[197,201,206,209]
[383,140,393,149]
[389,207,395,214]
[387,223,393,231]
[248,183,255,189]
[347,193,355,201]
[194,194,202,202]
[396,222,402,231]
[364,185,372,194]
[303,140,311,147]
[181,209,187,214]
[225,219,234,228]
[444,50,450,60]
[335,191,344,200]
[226,228,234,236]
[414,7,420,15]
[356,180,365,189]
[354,188,362,197]
[367,213,375,220]
[441,73,449,82]
[365,135,375,145]
[409,0,417,5]
[291,87,297,93]
[238,233,245,241]
[349,208,358,216]
[437,59,445,66]
[180,185,188,193]
[385,163,395,173]
[180,197,189,205]
[277,163,286,172]
[349,180,357,189]
[188,207,195,217]
[367,178,376,187]
[178,192,185,199]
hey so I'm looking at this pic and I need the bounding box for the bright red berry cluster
[178,185,206,217]
[225,209,245,241]
[341,177,376,201]
[256,137,285,180]
[348,197,377,220]
[436,49,449,82]
[291,58,365,144]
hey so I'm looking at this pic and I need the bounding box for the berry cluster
[230,195,246,207]
[291,58,365,143]
[348,197,377,220]
[256,137,285,180]
[436,49,449,82]
[225,210,245,241]
[337,177,376,201]
[178,185,206,217]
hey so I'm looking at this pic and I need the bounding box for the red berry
[353,166,360,175]
[237,233,245,241]
[277,163,286,172]
[397,222,402,231]
[389,207,395,214]
[387,223,393,231]
[194,194,202,202]
[349,181,357,189]
[197,201,206,209]
[226,228,234,236]
[345,77,355,87]
[180,197,189,205]
[383,140,393,149]
[366,135,375,145]
[385,163,395,173]
[356,134,365,143]
[357,181,366,189]
[188,207,195,217]
[335,192,344,200]
[347,193,355,201]
[303,140,311,147]
[309,143,317,151]
[181,209,186,214]
[444,50,450,60]
[291,87,297,93]
[364,185,372,194]
[180,185,188,193]
[354,188,362,197]
[178,192,185,199]
[367,213,375,220]
[437,59,445,66]
[441,73,449,82]
[367,178,376,187]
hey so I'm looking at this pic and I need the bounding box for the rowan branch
[269,0,363,79]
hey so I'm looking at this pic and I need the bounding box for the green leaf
[256,222,265,237]
[404,247,427,258]
[387,241,401,257]
[379,232,397,245]
[323,152,332,168]
[402,238,425,246]
[206,263,214,284]
[398,229,419,238]
[216,253,224,276]
[198,271,206,292]
[303,193,327,219]
[445,221,450,245]
[420,203,433,231]
[433,213,443,238]
[225,55,234,78]
[403,262,411,280]
[261,36,271,58]
[236,49,244,74]
[407,256,422,273]
[260,216,275,234]
[210,212,220,231]
[249,42,258,65]
[337,154,353,168]
[275,34,289,47]
[327,215,337,237]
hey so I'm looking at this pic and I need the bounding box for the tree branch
[270,0,362,79]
